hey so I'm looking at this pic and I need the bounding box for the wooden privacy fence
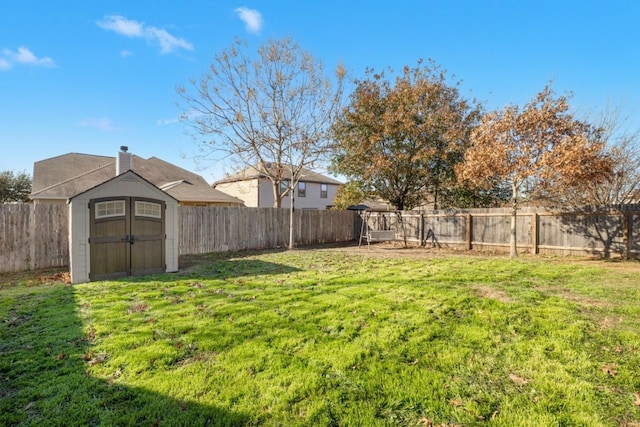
[179,207,358,254]
[363,205,640,259]
[3,204,639,273]
[0,205,358,273]
[0,203,69,273]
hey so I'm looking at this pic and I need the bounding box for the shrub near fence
[364,205,640,259]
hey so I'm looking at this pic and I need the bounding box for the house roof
[214,163,343,186]
[69,169,179,203]
[30,152,244,205]
[347,199,394,211]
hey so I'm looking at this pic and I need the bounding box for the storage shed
[68,169,179,284]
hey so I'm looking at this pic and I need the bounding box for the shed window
[298,181,306,198]
[135,201,162,218]
[320,184,328,199]
[95,200,125,219]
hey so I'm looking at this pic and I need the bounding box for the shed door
[89,197,166,281]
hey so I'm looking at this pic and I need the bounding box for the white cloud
[147,27,194,54]
[97,14,194,54]
[156,117,179,126]
[235,7,264,34]
[0,46,55,71]
[78,117,120,132]
[157,109,203,126]
[96,15,143,37]
[120,49,133,58]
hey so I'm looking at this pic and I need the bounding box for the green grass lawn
[2,248,640,426]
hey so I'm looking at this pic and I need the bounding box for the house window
[95,200,125,219]
[320,184,328,199]
[298,181,306,198]
[280,180,290,195]
[135,201,162,218]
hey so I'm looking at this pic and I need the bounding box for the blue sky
[2,1,639,183]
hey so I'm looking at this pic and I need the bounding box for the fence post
[29,204,36,270]
[623,210,631,260]
[466,213,472,250]
[532,212,539,254]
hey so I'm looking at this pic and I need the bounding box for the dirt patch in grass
[306,241,489,260]
[323,241,640,274]
[538,286,613,309]
[598,315,625,330]
[0,267,70,289]
[472,285,514,304]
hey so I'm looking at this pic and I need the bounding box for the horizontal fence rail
[362,205,640,259]
[2,203,639,274]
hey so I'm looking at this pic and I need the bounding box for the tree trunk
[433,184,439,210]
[395,211,408,248]
[288,183,295,250]
[273,181,282,208]
[510,181,518,258]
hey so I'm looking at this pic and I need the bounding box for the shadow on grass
[168,249,302,282]
[0,283,250,426]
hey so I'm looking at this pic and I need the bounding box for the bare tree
[178,37,345,248]
[562,106,640,206]
[458,85,612,258]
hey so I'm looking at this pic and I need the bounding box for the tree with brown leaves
[331,60,481,211]
[458,85,612,257]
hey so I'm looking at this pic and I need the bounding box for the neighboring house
[213,164,342,209]
[347,199,394,211]
[30,147,244,206]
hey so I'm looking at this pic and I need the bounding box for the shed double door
[89,197,166,281]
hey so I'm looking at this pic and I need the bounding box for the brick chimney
[116,146,132,175]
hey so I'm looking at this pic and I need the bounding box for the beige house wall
[216,178,340,209]
[258,180,276,207]
[279,181,339,210]
[215,179,261,207]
